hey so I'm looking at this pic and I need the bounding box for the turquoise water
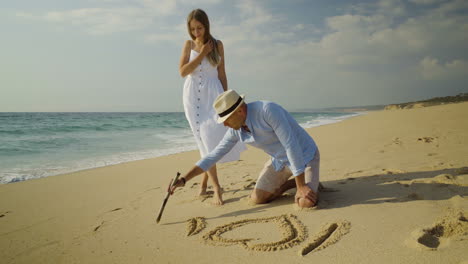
[0,111,361,184]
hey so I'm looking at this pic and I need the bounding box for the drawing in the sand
[184,214,352,255]
[202,214,307,251]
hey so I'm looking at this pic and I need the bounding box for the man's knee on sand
[251,188,317,208]
[250,189,272,204]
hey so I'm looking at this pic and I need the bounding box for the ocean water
[0,111,362,184]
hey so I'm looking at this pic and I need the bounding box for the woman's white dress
[183,48,246,162]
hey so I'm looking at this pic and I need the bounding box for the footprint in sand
[186,217,207,236]
[408,192,424,199]
[455,167,468,175]
[406,210,468,250]
[93,207,125,232]
[384,137,402,146]
[243,181,256,189]
[382,168,406,175]
[94,221,105,232]
[299,220,351,256]
[198,190,224,204]
[311,183,338,193]
[385,137,403,146]
[202,214,307,252]
[403,174,466,187]
[404,193,424,201]
[345,170,362,177]
[417,136,437,143]
[0,211,12,218]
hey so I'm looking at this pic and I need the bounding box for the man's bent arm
[182,166,205,183]
[264,103,306,176]
[294,173,307,188]
[196,129,239,171]
[172,131,239,192]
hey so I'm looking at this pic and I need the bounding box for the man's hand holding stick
[156,172,182,224]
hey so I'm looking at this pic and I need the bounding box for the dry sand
[1,102,467,264]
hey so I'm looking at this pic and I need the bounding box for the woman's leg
[199,172,209,196]
[206,164,224,205]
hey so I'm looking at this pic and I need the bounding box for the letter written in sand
[202,214,307,251]
[299,220,351,256]
[186,217,207,236]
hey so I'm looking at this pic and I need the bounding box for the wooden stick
[156,172,181,224]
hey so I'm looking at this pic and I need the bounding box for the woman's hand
[200,39,214,56]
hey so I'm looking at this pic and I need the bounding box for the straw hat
[213,90,245,123]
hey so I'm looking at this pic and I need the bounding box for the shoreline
[1,110,368,185]
[1,103,466,264]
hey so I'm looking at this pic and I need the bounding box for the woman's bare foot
[198,186,207,196]
[211,187,224,205]
[198,173,209,196]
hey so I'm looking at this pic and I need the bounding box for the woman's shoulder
[215,39,224,50]
[184,39,193,48]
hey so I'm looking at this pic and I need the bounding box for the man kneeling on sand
[171,90,320,208]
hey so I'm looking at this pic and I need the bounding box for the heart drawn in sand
[202,214,307,251]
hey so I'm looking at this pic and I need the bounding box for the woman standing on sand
[178,9,245,205]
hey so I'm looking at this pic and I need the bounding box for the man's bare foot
[211,187,224,206]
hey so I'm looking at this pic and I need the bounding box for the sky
[1,0,467,112]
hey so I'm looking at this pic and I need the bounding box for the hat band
[219,97,243,118]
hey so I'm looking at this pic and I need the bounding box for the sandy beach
[1,102,467,264]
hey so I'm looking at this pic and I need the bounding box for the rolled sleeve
[264,104,305,176]
[196,129,239,171]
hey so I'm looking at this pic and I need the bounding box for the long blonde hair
[187,9,220,67]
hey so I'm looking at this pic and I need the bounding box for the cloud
[179,0,222,4]
[236,0,275,28]
[143,22,186,44]
[11,0,468,108]
[419,57,468,80]
[409,0,442,5]
[42,7,155,34]
[17,6,154,35]
[377,0,407,16]
[295,0,467,69]
[204,0,467,107]
[14,0,221,35]
[144,28,184,44]
[434,0,468,15]
[326,14,390,32]
[140,0,177,16]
